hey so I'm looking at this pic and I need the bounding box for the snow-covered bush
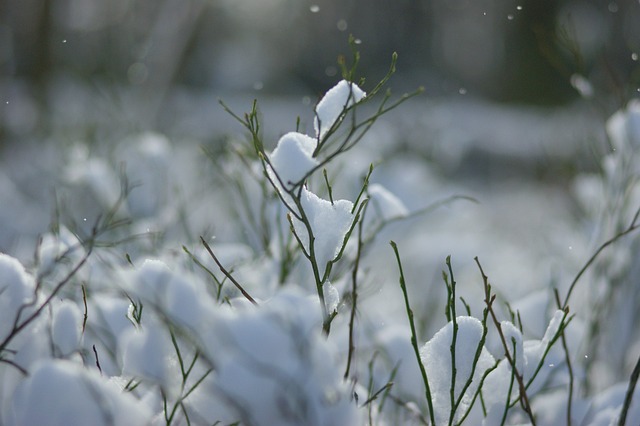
[2,47,640,425]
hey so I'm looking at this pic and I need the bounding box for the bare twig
[563,205,640,308]
[93,344,102,375]
[554,289,574,426]
[199,237,257,306]
[391,241,436,425]
[81,284,88,334]
[344,206,367,379]
[619,352,640,426]
[476,257,537,426]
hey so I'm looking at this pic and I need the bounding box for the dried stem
[475,257,537,426]
[200,236,257,306]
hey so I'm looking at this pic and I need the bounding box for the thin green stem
[390,241,436,425]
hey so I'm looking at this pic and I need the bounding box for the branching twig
[475,257,537,426]
[563,205,640,308]
[199,237,257,306]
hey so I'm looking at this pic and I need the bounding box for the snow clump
[420,316,495,425]
[292,188,354,278]
[314,79,366,139]
[268,131,319,190]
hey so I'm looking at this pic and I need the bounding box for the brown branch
[200,237,257,306]
[475,257,537,426]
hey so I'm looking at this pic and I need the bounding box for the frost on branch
[420,316,495,425]
[292,188,354,278]
[314,79,366,139]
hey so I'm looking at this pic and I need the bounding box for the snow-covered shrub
[2,45,640,426]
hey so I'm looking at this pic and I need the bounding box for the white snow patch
[64,145,121,209]
[9,359,152,426]
[204,290,359,426]
[119,325,175,388]
[52,300,83,357]
[314,80,366,139]
[420,316,495,424]
[0,253,35,341]
[268,131,318,189]
[484,310,567,411]
[501,321,524,372]
[292,188,354,277]
[368,183,409,221]
[323,281,339,313]
[606,99,640,150]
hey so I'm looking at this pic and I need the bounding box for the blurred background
[1,0,640,259]
[2,0,640,144]
[2,0,640,398]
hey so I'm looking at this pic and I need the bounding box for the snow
[483,310,568,413]
[367,183,409,221]
[52,300,83,357]
[2,76,640,425]
[292,188,354,277]
[268,131,319,189]
[36,227,86,281]
[323,281,339,312]
[117,132,171,217]
[64,145,122,210]
[200,290,359,426]
[314,80,366,139]
[119,325,176,388]
[420,316,496,424]
[0,253,35,341]
[121,258,210,329]
[8,359,152,426]
[606,99,640,149]
[500,321,524,371]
